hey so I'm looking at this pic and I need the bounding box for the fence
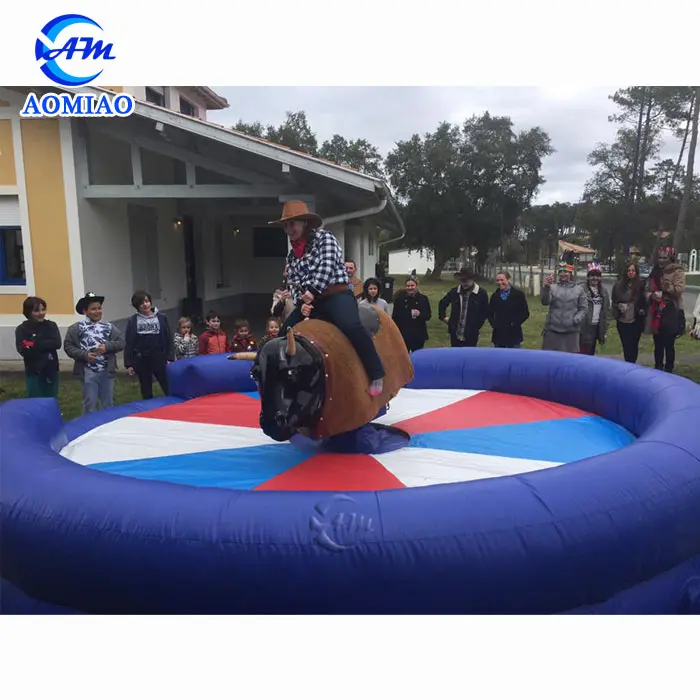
[482,263,549,296]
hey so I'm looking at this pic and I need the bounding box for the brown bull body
[291,308,414,439]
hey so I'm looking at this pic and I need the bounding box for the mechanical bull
[236,305,414,442]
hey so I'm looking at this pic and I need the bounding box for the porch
[67,88,403,335]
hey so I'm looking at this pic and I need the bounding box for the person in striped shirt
[271,201,385,397]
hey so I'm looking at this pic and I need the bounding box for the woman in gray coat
[578,263,610,355]
[540,261,587,352]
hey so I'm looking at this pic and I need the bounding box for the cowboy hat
[76,292,105,315]
[268,201,322,228]
[454,267,475,281]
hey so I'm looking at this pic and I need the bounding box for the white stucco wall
[388,248,434,276]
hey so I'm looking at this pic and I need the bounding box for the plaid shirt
[284,228,349,304]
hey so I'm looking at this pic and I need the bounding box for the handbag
[662,304,686,338]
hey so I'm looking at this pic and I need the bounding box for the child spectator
[15,296,62,399]
[258,317,281,352]
[359,277,389,313]
[229,318,258,353]
[64,292,126,413]
[198,311,228,354]
[124,290,174,399]
[174,317,199,360]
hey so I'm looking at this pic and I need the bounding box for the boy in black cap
[64,292,125,414]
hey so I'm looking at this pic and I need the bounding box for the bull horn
[286,327,297,356]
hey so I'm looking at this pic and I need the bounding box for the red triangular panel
[255,453,406,491]
[394,391,592,435]
[137,392,261,429]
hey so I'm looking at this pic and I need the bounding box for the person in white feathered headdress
[578,260,610,355]
[691,293,700,340]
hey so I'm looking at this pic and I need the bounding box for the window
[179,97,197,117]
[145,87,165,107]
[0,226,25,285]
[253,227,287,258]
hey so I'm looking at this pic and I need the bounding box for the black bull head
[250,328,326,442]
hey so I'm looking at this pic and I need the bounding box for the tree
[265,111,319,155]
[232,112,385,177]
[385,112,553,277]
[608,87,693,203]
[583,127,658,204]
[318,135,385,177]
[520,202,579,264]
[232,110,319,154]
[666,90,697,199]
[674,86,700,250]
[232,119,266,138]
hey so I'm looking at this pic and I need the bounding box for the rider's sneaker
[369,378,384,397]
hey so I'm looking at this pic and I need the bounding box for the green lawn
[1,275,698,421]
[0,372,165,421]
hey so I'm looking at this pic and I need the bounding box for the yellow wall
[0,294,27,314]
[0,118,16,186]
[20,119,74,314]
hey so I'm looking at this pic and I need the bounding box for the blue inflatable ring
[2,347,700,614]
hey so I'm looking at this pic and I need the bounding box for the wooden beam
[83,184,297,199]
[130,143,143,186]
[133,134,282,186]
[185,161,196,186]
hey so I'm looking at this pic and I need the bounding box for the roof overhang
[55,86,387,191]
[13,85,405,237]
[177,86,229,111]
[559,240,597,255]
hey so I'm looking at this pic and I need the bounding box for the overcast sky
[211,86,687,206]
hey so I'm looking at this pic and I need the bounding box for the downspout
[321,192,389,226]
[322,184,406,245]
[376,192,407,250]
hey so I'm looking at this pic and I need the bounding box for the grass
[1,275,698,421]
[0,372,165,421]
[686,273,700,286]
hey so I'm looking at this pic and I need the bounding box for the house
[0,85,404,359]
[388,248,434,276]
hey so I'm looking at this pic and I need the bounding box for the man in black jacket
[487,270,530,348]
[438,268,489,347]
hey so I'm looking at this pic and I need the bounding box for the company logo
[36,14,114,87]
[310,494,375,553]
[21,14,134,119]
